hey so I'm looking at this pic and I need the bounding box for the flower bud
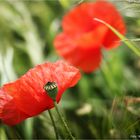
[44,82,58,101]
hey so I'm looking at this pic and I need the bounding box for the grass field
[0,0,140,139]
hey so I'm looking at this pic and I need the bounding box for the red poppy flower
[54,0,126,73]
[0,60,81,125]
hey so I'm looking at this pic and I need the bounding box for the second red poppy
[54,0,126,73]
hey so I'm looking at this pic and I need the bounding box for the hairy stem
[48,110,59,139]
[54,101,75,140]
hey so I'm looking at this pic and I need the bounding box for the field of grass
[0,0,140,139]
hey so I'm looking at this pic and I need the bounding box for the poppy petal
[75,25,108,50]
[54,33,102,73]
[0,89,30,125]
[54,1,126,73]
[1,61,80,125]
[62,1,126,45]
[1,100,30,125]
[0,89,12,118]
[62,3,96,36]
[102,13,126,49]
[92,1,126,49]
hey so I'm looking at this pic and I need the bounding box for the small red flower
[54,0,126,73]
[0,60,81,125]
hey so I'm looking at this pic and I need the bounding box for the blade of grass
[125,119,140,132]
[0,127,8,140]
[24,118,34,139]
[8,0,44,65]
[94,18,140,56]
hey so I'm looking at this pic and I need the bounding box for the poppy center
[44,82,57,91]
[44,82,58,100]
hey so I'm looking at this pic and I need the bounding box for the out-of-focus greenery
[0,0,140,139]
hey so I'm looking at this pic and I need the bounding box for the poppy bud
[44,82,58,101]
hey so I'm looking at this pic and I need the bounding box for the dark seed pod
[44,82,58,101]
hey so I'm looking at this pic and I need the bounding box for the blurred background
[0,0,140,139]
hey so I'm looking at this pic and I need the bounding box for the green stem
[48,110,59,139]
[54,101,75,140]
[8,126,20,139]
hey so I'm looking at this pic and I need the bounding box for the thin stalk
[8,127,20,139]
[48,110,59,139]
[125,119,140,132]
[54,101,75,140]
[109,96,117,129]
